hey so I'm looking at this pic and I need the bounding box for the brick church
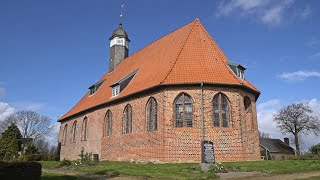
[58,19,261,162]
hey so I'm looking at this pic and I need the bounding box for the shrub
[78,149,93,165]
[59,159,72,167]
[310,144,320,158]
[209,162,228,173]
[0,161,42,180]
[24,144,38,155]
[22,154,54,161]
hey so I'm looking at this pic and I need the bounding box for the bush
[59,159,72,167]
[22,154,54,161]
[310,144,320,158]
[78,149,93,165]
[0,161,42,180]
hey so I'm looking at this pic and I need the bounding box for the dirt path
[219,171,320,180]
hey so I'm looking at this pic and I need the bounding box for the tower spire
[120,2,124,25]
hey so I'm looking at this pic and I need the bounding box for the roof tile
[59,19,259,121]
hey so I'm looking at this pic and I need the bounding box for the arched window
[71,121,77,143]
[175,93,193,127]
[62,124,68,145]
[244,96,252,111]
[213,93,231,127]
[147,97,157,131]
[82,117,88,141]
[123,104,132,134]
[105,110,112,136]
[244,96,254,129]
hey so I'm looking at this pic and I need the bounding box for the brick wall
[59,85,260,162]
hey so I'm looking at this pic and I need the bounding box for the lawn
[40,160,320,179]
[41,172,87,180]
[223,160,320,174]
[40,161,217,179]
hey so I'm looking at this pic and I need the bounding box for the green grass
[40,160,320,179]
[40,161,217,179]
[41,172,88,180]
[223,160,320,174]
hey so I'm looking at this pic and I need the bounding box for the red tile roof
[59,19,260,121]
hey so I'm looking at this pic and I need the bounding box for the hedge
[22,154,55,161]
[0,161,42,180]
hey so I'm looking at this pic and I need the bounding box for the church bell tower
[109,23,130,72]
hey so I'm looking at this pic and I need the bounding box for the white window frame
[110,37,129,48]
[112,85,120,97]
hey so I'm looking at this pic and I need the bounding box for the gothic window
[62,124,68,145]
[175,93,193,127]
[244,96,252,111]
[105,110,112,136]
[244,96,254,129]
[82,117,88,141]
[147,97,157,131]
[71,121,77,143]
[123,104,132,134]
[213,93,231,127]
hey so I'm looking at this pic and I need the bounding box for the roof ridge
[161,19,198,83]
[196,22,243,85]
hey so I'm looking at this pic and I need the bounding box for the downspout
[201,82,204,142]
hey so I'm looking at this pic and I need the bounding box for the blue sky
[0,0,319,149]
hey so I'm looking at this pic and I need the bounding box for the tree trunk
[294,133,300,157]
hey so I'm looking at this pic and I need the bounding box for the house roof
[59,18,260,121]
[260,138,295,154]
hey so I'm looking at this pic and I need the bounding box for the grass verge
[40,161,217,179]
[223,160,320,174]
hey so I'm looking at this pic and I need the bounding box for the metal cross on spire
[120,2,125,25]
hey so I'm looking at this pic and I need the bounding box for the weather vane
[120,2,125,25]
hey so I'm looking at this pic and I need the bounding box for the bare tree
[259,131,270,138]
[274,103,320,157]
[0,110,52,141]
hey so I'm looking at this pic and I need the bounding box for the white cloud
[215,0,309,26]
[279,70,320,80]
[257,99,320,152]
[0,102,15,122]
[261,5,285,25]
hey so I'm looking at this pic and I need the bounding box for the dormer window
[112,85,120,97]
[89,80,104,95]
[227,61,246,80]
[110,70,138,98]
[238,69,244,79]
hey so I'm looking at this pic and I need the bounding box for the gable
[59,19,260,121]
